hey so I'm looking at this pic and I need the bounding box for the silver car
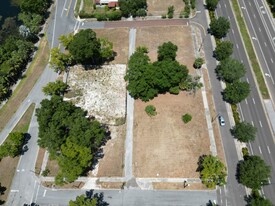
[218,115,225,126]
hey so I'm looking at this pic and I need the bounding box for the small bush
[42,168,50,177]
[169,86,180,94]
[242,147,249,157]
[231,104,240,124]
[167,5,174,18]
[145,105,157,117]
[161,14,167,19]
[182,113,192,123]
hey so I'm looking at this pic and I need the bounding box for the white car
[218,115,225,126]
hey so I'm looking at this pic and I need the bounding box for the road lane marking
[61,0,68,17]
[236,44,239,49]
[245,99,248,104]
[249,1,251,6]
[249,142,254,155]
[252,98,255,104]
[252,37,257,40]
[21,169,25,172]
[51,0,58,50]
[11,190,19,192]
[225,3,227,8]
[17,169,20,172]
[246,78,249,83]
[254,14,256,18]
[271,58,274,63]
[267,146,271,154]
[259,146,262,154]
[268,178,271,184]
[228,16,231,20]
[232,29,234,34]
[241,59,243,63]
[239,104,244,121]
[259,27,261,32]
[43,190,47,197]
[261,188,265,195]
[259,120,263,127]
[219,4,221,8]
[264,42,267,46]
[66,0,73,17]
[251,121,254,126]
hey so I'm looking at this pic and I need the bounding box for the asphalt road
[215,0,275,204]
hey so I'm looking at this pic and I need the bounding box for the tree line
[0,0,52,101]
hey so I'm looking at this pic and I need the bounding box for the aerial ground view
[0,0,275,205]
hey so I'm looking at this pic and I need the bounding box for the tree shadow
[0,184,6,205]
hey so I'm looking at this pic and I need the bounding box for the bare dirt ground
[133,26,211,178]
[94,28,129,64]
[97,181,125,189]
[153,182,208,190]
[66,64,127,125]
[90,124,126,177]
[147,0,185,16]
[42,181,84,189]
[136,26,194,69]
[35,148,46,175]
[133,92,210,178]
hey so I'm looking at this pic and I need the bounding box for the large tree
[197,155,227,189]
[216,58,246,83]
[210,17,230,39]
[157,41,178,61]
[42,80,68,96]
[18,12,43,34]
[246,191,273,206]
[68,29,101,64]
[206,0,219,11]
[223,81,250,104]
[49,47,73,72]
[0,132,25,159]
[118,0,147,17]
[20,0,51,15]
[214,41,233,61]
[237,155,271,189]
[231,121,257,143]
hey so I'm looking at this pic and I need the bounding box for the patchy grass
[231,0,269,99]
[35,148,46,175]
[147,0,185,16]
[0,37,50,133]
[75,0,82,16]
[83,0,94,14]
[0,103,35,204]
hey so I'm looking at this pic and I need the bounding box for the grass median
[0,37,50,133]
[0,103,35,204]
[231,0,269,99]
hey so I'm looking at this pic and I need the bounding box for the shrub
[161,14,167,19]
[182,113,192,123]
[145,105,157,116]
[169,86,180,94]
[42,168,50,177]
[231,104,240,124]
[167,5,174,18]
[242,147,249,157]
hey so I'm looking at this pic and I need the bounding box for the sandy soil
[153,182,209,190]
[147,0,185,16]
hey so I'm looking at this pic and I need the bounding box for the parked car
[218,115,225,126]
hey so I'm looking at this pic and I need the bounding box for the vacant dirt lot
[136,26,195,69]
[94,28,129,64]
[133,92,210,178]
[133,26,211,178]
[147,0,185,16]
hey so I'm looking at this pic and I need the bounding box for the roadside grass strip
[231,0,269,99]
[0,103,35,203]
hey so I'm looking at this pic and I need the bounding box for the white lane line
[43,190,47,197]
[219,4,221,8]
[268,178,271,184]
[247,78,250,83]
[249,142,254,155]
[10,190,19,192]
[251,121,254,126]
[259,146,262,154]
[236,44,239,49]
[225,3,227,8]
[232,29,234,34]
[241,59,243,63]
[51,0,59,49]
[264,42,267,46]
[261,188,265,195]
[271,58,274,63]
[267,146,271,154]
[259,27,261,32]
[254,14,256,18]
[259,120,263,127]
[34,183,40,203]
[252,98,256,104]
[239,104,244,121]
[245,99,248,104]
[249,1,251,6]
[61,0,68,17]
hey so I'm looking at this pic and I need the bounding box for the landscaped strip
[0,103,35,203]
[0,38,50,132]
[231,0,269,99]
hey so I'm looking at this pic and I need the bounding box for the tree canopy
[197,155,227,189]
[231,121,257,143]
[223,81,250,104]
[69,191,109,206]
[36,95,107,183]
[237,155,271,190]
[125,44,189,101]
[206,0,219,11]
[118,0,147,17]
[246,191,273,206]
[42,80,68,96]
[20,0,51,15]
[68,29,101,64]
[49,47,73,72]
[216,58,246,83]
[0,132,25,159]
[210,17,230,39]
[214,41,233,61]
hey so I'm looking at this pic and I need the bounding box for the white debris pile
[66,64,127,125]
